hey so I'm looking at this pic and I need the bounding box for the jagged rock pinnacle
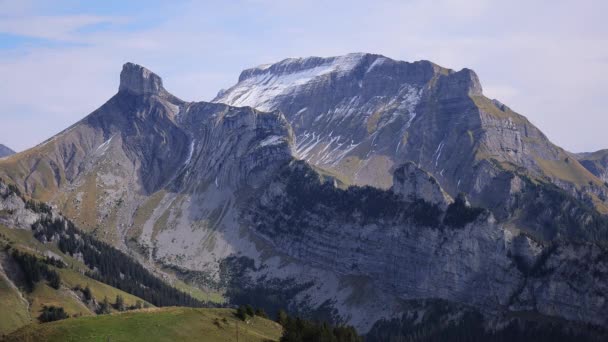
[119,62,165,95]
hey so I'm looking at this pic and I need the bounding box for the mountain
[0,144,15,158]
[578,149,608,183]
[0,58,607,336]
[214,53,608,219]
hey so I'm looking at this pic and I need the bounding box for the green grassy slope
[4,307,282,342]
[0,273,30,336]
[0,224,153,336]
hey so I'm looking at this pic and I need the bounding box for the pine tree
[39,306,69,323]
[255,308,268,318]
[277,310,289,327]
[236,306,248,321]
[98,296,111,314]
[83,285,92,301]
[245,304,255,317]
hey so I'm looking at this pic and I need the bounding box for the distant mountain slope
[0,144,15,158]
[4,307,283,342]
[578,149,608,183]
[214,53,608,214]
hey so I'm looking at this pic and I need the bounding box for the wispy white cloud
[0,0,606,153]
[0,15,121,41]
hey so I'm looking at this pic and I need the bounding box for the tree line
[32,216,209,308]
[10,249,62,291]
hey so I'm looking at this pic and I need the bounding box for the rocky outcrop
[392,162,452,209]
[0,182,41,229]
[119,62,166,96]
[175,102,293,191]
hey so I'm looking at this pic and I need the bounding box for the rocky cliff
[244,160,608,330]
[215,53,608,216]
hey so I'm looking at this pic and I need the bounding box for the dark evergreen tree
[255,308,268,318]
[98,296,112,315]
[236,305,248,321]
[279,313,362,342]
[277,309,289,327]
[83,285,93,302]
[38,306,69,323]
[114,294,125,311]
[11,249,61,292]
[245,304,255,317]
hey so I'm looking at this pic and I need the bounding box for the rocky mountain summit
[1,56,607,335]
[0,144,15,158]
[215,53,608,218]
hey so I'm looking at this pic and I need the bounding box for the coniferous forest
[30,214,209,308]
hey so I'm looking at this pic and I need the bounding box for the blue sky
[1,0,607,152]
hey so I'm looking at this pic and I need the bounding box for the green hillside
[0,272,30,336]
[4,307,283,342]
[0,224,154,336]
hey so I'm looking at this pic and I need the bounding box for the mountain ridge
[1,58,607,334]
[214,52,608,216]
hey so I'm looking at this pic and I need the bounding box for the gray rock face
[0,182,41,229]
[392,161,452,209]
[175,102,293,191]
[0,144,15,158]
[578,149,608,183]
[215,53,607,217]
[246,162,608,329]
[119,62,166,96]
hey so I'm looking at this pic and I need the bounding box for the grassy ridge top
[5,307,282,342]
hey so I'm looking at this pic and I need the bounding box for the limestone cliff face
[0,182,42,229]
[392,161,452,209]
[174,102,293,192]
[245,161,608,329]
[215,53,608,217]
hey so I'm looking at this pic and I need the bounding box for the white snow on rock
[215,53,366,112]
[259,135,284,147]
[183,140,195,166]
[366,56,387,73]
[95,134,116,155]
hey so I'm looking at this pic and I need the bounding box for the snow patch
[434,141,445,167]
[259,135,284,147]
[215,54,365,111]
[184,140,195,166]
[366,57,387,73]
[95,134,116,155]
